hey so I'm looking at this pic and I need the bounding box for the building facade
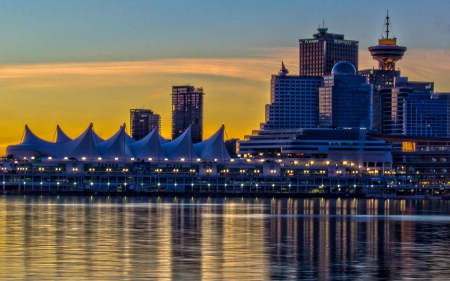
[237,128,393,175]
[368,134,450,187]
[261,62,322,130]
[171,86,204,143]
[130,109,161,140]
[403,93,450,137]
[377,76,448,137]
[318,61,372,128]
[299,26,358,76]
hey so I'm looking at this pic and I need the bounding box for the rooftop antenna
[370,10,406,71]
[385,10,390,39]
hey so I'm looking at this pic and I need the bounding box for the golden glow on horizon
[0,47,449,155]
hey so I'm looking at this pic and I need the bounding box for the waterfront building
[5,123,450,195]
[172,85,204,143]
[318,61,372,128]
[6,123,229,162]
[261,62,322,130]
[130,109,161,140]
[368,134,450,187]
[2,123,394,195]
[299,25,358,76]
[237,127,392,175]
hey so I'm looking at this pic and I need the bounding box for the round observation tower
[368,11,407,71]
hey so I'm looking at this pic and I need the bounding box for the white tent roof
[162,126,199,160]
[55,125,72,143]
[5,125,53,158]
[129,128,167,160]
[6,123,232,162]
[22,125,53,147]
[194,125,231,161]
[63,123,102,159]
[97,124,134,160]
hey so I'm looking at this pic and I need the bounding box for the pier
[1,171,448,199]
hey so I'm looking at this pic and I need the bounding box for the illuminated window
[402,142,416,152]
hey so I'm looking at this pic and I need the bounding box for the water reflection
[0,196,449,280]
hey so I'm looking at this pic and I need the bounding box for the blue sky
[0,0,449,64]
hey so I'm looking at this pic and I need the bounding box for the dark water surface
[0,196,450,280]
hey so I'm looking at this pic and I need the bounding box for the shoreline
[3,190,445,200]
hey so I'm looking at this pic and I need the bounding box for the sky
[1,0,450,155]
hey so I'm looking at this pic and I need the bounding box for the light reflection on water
[0,196,449,280]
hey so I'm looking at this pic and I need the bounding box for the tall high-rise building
[171,85,204,143]
[299,25,358,76]
[130,109,161,140]
[261,62,322,130]
[318,61,372,128]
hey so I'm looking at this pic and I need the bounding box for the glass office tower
[319,61,372,128]
[404,93,450,137]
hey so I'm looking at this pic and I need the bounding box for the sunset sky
[1,0,450,154]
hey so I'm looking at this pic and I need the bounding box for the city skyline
[1,1,450,154]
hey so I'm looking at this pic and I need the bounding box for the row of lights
[55,156,208,162]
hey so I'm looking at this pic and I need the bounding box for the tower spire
[279,61,289,75]
[369,11,407,71]
[385,10,390,39]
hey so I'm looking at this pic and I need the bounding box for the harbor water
[0,196,450,280]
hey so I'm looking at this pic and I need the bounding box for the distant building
[394,77,434,93]
[378,81,450,137]
[403,93,450,137]
[171,85,204,143]
[318,61,372,128]
[261,62,322,130]
[358,69,400,92]
[299,25,358,76]
[130,109,160,140]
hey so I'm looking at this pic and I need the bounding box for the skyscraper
[299,25,358,76]
[171,85,204,143]
[318,61,372,128]
[261,62,322,130]
[130,109,161,140]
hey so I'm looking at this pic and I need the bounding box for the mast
[385,10,390,39]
